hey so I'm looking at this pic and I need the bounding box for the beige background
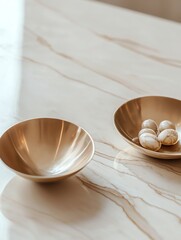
[95,0,181,22]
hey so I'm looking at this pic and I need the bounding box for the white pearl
[158,129,178,145]
[141,119,157,133]
[139,133,161,151]
[138,128,156,137]
[158,120,176,132]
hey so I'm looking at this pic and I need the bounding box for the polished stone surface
[0,0,181,239]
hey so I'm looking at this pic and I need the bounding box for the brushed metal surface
[114,96,181,159]
[0,118,94,182]
[95,0,181,22]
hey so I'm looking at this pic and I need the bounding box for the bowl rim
[0,117,95,179]
[114,95,181,158]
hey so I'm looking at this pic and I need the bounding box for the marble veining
[0,0,181,239]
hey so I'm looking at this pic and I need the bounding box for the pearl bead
[139,133,161,151]
[158,120,176,132]
[141,119,157,133]
[158,129,178,145]
[138,128,156,137]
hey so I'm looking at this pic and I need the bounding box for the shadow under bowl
[114,96,181,159]
[0,118,94,182]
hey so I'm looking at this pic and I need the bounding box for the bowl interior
[0,118,94,178]
[114,96,181,158]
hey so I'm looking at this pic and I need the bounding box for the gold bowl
[0,118,94,182]
[114,96,181,159]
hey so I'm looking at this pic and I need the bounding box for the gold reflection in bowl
[114,96,181,159]
[0,118,94,182]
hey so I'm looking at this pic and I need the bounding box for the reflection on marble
[1,0,181,239]
[0,177,103,239]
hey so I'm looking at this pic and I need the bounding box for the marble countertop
[1,0,181,239]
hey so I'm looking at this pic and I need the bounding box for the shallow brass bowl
[0,118,94,182]
[114,96,181,159]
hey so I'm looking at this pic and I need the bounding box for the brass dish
[114,96,181,159]
[0,118,94,182]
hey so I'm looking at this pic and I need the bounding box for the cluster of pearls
[136,119,179,151]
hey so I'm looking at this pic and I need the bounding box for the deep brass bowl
[0,118,94,182]
[114,96,181,159]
